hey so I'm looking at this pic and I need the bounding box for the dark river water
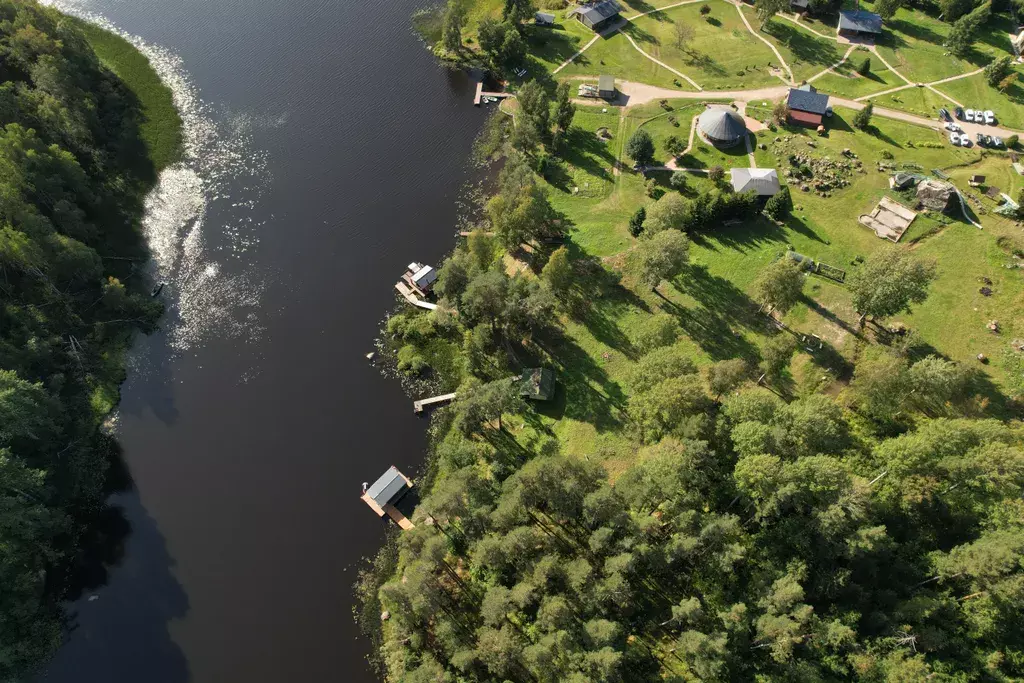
[38,1,488,681]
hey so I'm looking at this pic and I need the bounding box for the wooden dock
[413,392,457,413]
[395,281,438,311]
[473,82,514,106]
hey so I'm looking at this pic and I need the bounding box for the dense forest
[359,44,1024,680]
[0,1,170,677]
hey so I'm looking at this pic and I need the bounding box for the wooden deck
[413,392,457,413]
[395,281,438,310]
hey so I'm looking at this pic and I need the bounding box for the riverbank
[71,16,184,173]
[0,4,183,679]
[358,4,1024,680]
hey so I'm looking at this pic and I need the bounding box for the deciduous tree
[626,128,655,167]
[752,256,804,314]
[849,249,936,321]
[628,228,689,289]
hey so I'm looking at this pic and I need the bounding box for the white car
[944,122,961,132]
[983,110,995,125]
[964,109,975,122]
[949,132,961,145]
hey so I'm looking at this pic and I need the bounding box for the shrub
[1006,134,1019,149]
[645,177,660,198]
[763,186,792,221]
[670,170,688,191]
[397,345,429,375]
[853,101,873,130]
[708,165,725,183]
[984,55,1013,87]
[627,128,655,166]
[856,55,871,75]
[700,3,711,13]
[631,313,682,353]
[629,206,647,237]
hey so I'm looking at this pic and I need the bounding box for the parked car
[939,108,951,121]
[993,136,1004,147]
[950,132,962,145]
[826,105,833,117]
[945,122,962,132]
[954,106,965,120]
[965,109,975,121]
[985,134,994,146]
[984,110,995,125]
[976,132,986,145]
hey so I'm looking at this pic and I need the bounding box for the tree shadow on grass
[803,295,865,341]
[763,19,840,68]
[658,264,763,360]
[783,213,827,243]
[536,327,629,431]
[621,20,658,45]
[887,17,945,49]
[688,215,789,254]
[685,51,727,77]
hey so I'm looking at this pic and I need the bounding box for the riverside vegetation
[0,1,181,677]
[360,0,1024,680]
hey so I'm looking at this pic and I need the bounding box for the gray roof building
[787,84,830,115]
[697,108,747,147]
[535,11,555,24]
[598,74,615,97]
[568,0,623,30]
[838,10,882,34]
[366,466,411,508]
[730,168,781,196]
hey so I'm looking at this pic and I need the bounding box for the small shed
[598,74,616,99]
[730,168,781,196]
[535,11,555,25]
[403,262,437,296]
[519,368,556,401]
[838,10,882,38]
[969,175,985,187]
[567,0,623,31]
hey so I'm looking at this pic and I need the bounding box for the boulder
[915,179,957,213]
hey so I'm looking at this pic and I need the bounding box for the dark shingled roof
[568,0,623,24]
[838,10,882,33]
[787,85,830,115]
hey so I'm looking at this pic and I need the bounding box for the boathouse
[402,262,437,296]
[362,466,415,529]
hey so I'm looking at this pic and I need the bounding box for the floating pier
[413,392,457,413]
[473,82,514,106]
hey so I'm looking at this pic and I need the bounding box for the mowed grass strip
[73,18,183,171]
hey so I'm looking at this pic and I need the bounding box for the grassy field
[869,1,1017,84]
[74,18,183,171]
[934,71,1024,131]
[812,65,905,99]
[871,84,952,119]
[742,9,844,83]
[626,0,783,90]
[534,93,1024,436]
[557,29,696,90]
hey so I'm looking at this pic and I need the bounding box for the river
[38,0,488,681]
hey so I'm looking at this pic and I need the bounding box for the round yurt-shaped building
[697,108,747,147]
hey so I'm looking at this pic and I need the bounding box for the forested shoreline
[358,1,1024,676]
[0,1,179,677]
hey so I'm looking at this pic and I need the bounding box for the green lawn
[557,29,694,90]
[524,20,594,75]
[868,2,1017,84]
[543,94,1024,399]
[742,9,845,83]
[812,66,905,99]
[934,71,1024,131]
[74,18,183,171]
[626,0,783,90]
[871,85,953,119]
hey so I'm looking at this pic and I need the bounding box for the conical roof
[698,108,746,143]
